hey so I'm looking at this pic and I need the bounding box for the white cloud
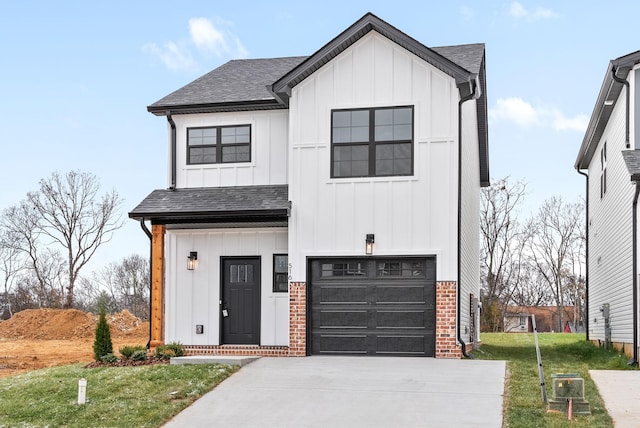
[490,97,587,132]
[142,41,197,72]
[490,97,540,127]
[189,18,227,55]
[509,2,558,21]
[144,17,248,72]
[552,111,589,132]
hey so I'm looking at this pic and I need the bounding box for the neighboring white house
[130,13,489,358]
[575,49,640,361]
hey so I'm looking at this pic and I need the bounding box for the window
[187,125,251,165]
[320,262,366,277]
[600,142,607,198]
[273,254,288,292]
[331,106,413,178]
[519,316,527,326]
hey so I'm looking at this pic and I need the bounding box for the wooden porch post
[150,224,166,348]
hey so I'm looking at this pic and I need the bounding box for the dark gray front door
[309,257,436,356]
[221,257,261,344]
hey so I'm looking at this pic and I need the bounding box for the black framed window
[331,106,413,178]
[273,254,288,292]
[187,125,251,165]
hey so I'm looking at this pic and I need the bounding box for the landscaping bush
[93,304,113,361]
[131,349,148,361]
[119,345,147,360]
[100,353,118,363]
[155,342,185,359]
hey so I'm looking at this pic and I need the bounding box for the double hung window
[331,106,413,178]
[187,125,251,165]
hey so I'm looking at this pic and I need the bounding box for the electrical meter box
[552,373,584,399]
[547,373,591,415]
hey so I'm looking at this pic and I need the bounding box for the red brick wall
[288,282,307,356]
[436,281,462,358]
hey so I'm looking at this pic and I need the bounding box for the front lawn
[0,363,238,427]
[472,333,633,428]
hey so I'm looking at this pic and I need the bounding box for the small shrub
[155,342,185,359]
[120,345,148,360]
[131,350,148,361]
[93,303,113,361]
[100,353,118,363]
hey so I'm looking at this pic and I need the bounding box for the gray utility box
[547,373,591,415]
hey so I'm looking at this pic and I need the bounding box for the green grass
[472,333,635,428]
[0,363,238,427]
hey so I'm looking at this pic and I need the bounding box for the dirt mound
[0,308,149,340]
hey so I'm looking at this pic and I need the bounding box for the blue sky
[1,1,638,272]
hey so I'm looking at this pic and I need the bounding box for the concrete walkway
[590,370,640,427]
[163,357,506,428]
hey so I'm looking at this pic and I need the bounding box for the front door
[221,257,261,344]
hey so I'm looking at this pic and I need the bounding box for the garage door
[309,257,436,356]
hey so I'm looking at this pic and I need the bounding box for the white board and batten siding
[164,228,289,346]
[170,110,289,189]
[588,89,635,344]
[287,31,461,283]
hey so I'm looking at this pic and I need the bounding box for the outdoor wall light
[187,251,198,270]
[365,234,375,255]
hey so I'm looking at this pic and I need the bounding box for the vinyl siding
[588,93,635,344]
[171,110,288,188]
[459,99,481,340]
[287,31,459,283]
[164,228,289,346]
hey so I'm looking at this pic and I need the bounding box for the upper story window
[331,106,413,178]
[600,142,607,198]
[187,125,251,165]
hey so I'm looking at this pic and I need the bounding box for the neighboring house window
[600,142,607,198]
[519,316,527,326]
[187,125,251,165]
[331,106,413,178]
[273,254,288,292]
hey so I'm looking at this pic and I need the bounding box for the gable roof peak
[270,12,480,105]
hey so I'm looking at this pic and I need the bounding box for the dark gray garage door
[309,257,436,356]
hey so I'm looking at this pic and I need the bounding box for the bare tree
[480,177,528,331]
[528,196,584,332]
[88,254,150,319]
[26,171,123,308]
[0,226,24,318]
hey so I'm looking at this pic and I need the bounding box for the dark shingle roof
[147,57,307,115]
[129,185,289,223]
[622,150,640,182]
[432,44,485,75]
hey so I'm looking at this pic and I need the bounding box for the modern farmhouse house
[575,49,640,361]
[130,13,489,358]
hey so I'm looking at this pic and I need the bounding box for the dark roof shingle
[129,185,289,222]
[147,57,307,114]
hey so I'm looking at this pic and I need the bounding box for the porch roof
[128,184,289,224]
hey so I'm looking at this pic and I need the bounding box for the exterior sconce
[187,251,198,270]
[365,234,375,255]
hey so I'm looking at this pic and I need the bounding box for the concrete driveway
[163,357,506,428]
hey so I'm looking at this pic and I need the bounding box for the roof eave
[270,12,474,104]
[576,51,640,170]
[129,208,289,223]
[147,99,285,116]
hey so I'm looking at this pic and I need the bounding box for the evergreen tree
[93,302,113,361]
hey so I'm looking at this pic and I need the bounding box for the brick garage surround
[184,282,462,358]
[436,281,462,358]
[183,282,307,357]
